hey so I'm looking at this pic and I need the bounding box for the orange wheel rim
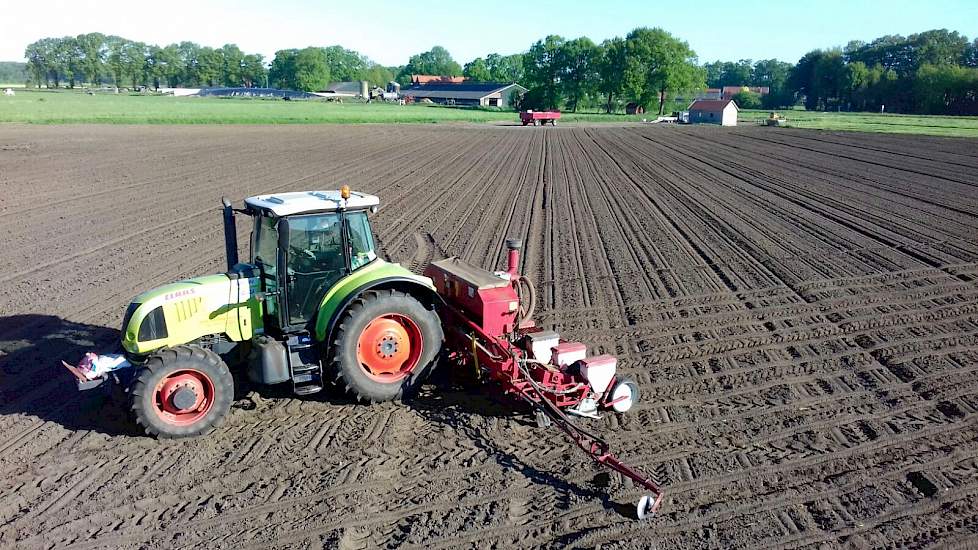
[356,314,423,383]
[153,369,214,426]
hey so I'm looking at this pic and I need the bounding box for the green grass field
[1,90,976,136]
[739,108,978,138]
[0,89,647,125]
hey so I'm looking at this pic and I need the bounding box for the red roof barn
[687,99,739,126]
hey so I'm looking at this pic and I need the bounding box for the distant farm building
[701,88,723,100]
[687,99,739,126]
[411,74,466,85]
[196,87,320,100]
[402,81,528,108]
[625,102,645,115]
[674,88,720,105]
[721,86,769,100]
[319,81,369,98]
[159,87,201,97]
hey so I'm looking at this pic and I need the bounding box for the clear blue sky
[3,0,977,66]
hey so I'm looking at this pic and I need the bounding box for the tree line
[789,30,978,115]
[267,47,393,91]
[23,34,396,91]
[514,28,702,114]
[396,28,704,114]
[19,27,706,114]
[0,62,27,84]
[20,28,978,115]
[24,34,269,89]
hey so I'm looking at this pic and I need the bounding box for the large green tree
[398,46,462,84]
[240,54,267,87]
[269,49,298,89]
[147,44,182,87]
[24,38,54,87]
[323,46,368,82]
[75,32,106,85]
[219,44,244,87]
[362,64,395,87]
[703,59,753,88]
[485,53,524,82]
[557,37,600,112]
[176,41,202,85]
[751,59,794,108]
[293,47,330,91]
[463,57,491,81]
[597,37,629,113]
[625,27,704,115]
[911,29,970,68]
[914,63,978,115]
[790,49,857,110]
[196,47,223,87]
[521,35,565,109]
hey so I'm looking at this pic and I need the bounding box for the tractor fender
[313,261,441,346]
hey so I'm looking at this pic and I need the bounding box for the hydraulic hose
[515,275,536,325]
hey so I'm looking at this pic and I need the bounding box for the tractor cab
[237,188,380,333]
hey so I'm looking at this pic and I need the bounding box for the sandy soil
[1,124,977,548]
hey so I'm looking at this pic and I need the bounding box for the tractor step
[286,334,323,396]
[292,383,323,396]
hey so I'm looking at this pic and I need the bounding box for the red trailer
[520,110,561,126]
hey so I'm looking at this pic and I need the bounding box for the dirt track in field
[1,123,978,549]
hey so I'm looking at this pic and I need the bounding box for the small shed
[625,102,644,115]
[687,99,738,126]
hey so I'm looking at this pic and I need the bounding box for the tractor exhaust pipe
[222,197,239,271]
[505,238,522,277]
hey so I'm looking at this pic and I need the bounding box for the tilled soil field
[1,123,978,549]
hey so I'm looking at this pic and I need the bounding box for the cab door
[280,213,349,329]
[252,214,285,332]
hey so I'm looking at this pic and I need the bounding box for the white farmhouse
[688,99,738,126]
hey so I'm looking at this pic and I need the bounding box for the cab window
[253,216,278,278]
[253,216,280,319]
[347,211,377,270]
[285,213,346,325]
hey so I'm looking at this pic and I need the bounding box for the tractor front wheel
[130,345,234,438]
[332,289,443,402]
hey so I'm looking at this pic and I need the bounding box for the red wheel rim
[153,369,215,426]
[356,314,424,383]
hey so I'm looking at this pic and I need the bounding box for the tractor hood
[122,273,261,355]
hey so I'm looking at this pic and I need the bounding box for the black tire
[331,289,443,402]
[130,345,235,439]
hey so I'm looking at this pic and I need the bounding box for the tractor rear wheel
[331,289,442,402]
[130,345,234,438]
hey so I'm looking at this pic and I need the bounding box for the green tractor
[72,188,443,438]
